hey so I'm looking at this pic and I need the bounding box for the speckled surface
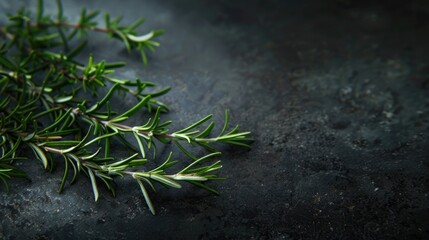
[1,0,429,239]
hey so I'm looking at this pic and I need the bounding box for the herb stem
[0,0,251,214]
[35,22,113,34]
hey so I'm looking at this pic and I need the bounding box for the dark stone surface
[1,0,429,239]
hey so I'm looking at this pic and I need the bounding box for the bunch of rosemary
[0,0,251,214]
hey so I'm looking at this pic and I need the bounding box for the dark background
[1,0,429,239]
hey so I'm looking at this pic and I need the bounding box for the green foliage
[0,0,252,214]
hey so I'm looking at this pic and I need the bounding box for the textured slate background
[1,0,429,239]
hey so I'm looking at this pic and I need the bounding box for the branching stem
[35,22,113,34]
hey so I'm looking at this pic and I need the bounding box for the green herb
[0,0,252,214]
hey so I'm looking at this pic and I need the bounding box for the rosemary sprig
[0,0,252,214]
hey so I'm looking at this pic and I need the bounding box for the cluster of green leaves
[0,0,251,214]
